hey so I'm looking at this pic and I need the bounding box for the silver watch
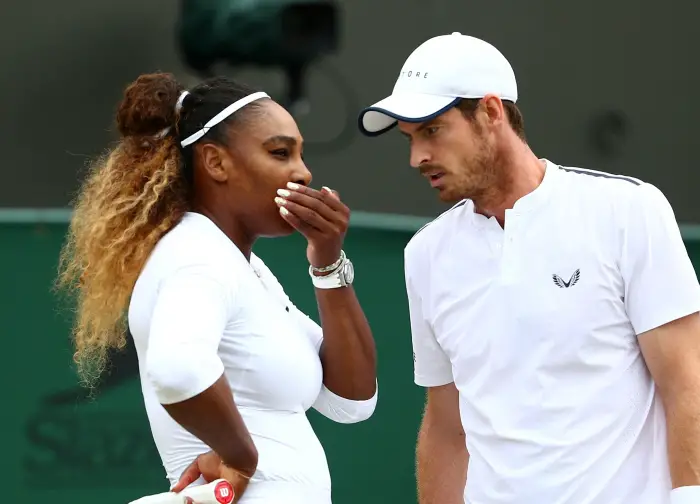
[309,254,355,289]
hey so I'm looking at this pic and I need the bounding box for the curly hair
[57,72,263,387]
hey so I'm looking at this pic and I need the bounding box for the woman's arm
[161,376,258,478]
[146,267,258,487]
[276,184,377,403]
[314,283,377,400]
[164,377,256,500]
[288,300,377,423]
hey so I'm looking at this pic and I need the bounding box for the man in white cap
[358,32,700,504]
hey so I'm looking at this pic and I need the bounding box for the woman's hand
[171,451,251,503]
[275,183,350,269]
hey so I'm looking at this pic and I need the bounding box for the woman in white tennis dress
[58,73,378,503]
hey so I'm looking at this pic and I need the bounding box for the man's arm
[417,383,468,504]
[404,242,466,502]
[618,182,700,502]
[639,312,700,488]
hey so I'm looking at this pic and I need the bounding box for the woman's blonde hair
[57,72,265,387]
[57,73,190,387]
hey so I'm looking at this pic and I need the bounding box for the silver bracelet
[310,250,346,274]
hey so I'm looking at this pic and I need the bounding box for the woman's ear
[198,143,233,183]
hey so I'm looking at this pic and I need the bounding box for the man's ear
[198,143,232,182]
[480,94,506,127]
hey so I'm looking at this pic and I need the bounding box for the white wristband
[671,486,700,504]
[311,269,344,289]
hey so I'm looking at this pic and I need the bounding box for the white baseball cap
[358,32,518,136]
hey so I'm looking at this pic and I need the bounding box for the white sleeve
[620,183,700,335]
[146,266,232,405]
[312,383,377,424]
[405,250,453,387]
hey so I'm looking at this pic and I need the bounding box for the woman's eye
[271,149,290,158]
[425,127,439,136]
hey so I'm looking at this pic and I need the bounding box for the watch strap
[311,269,345,289]
[309,254,353,290]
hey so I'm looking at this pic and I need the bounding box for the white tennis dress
[128,212,377,504]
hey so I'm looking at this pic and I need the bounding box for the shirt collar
[467,158,559,228]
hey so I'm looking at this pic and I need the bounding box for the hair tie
[154,90,191,139]
[175,91,189,113]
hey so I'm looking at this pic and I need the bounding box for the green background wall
[5,220,700,504]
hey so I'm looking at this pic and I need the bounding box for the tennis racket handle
[129,480,235,504]
[182,480,235,504]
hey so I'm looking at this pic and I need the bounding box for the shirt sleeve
[312,383,378,424]
[405,249,454,387]
[620,183,700,335]
[146,265,232,405]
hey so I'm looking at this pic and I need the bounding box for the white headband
[180,91,270,147]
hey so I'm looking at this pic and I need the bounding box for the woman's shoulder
[153,213,247,271]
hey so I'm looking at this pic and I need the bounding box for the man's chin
[436,187,463,203]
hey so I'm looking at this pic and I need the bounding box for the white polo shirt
[405,160,700,504]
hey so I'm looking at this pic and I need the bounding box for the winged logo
[552,269,580,288]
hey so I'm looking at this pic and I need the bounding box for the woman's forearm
[315,285,377,400]
[162,375,258,477]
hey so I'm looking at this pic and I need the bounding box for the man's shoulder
[405,200,468,259]
[556,164,645,194]
[554,164,669,216]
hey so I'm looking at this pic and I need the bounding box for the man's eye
[425,127,439,136]
[271,149,289,158]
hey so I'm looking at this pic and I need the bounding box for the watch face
[344,261,355,284]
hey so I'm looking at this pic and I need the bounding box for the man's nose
[409,145,430,169]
